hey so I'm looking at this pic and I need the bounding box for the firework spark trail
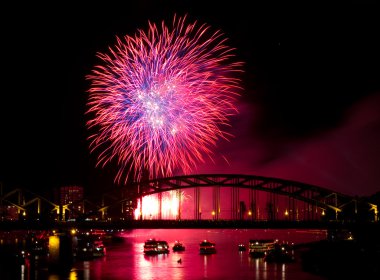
[86,15,243,184]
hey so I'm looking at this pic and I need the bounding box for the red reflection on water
[7,229,327,280]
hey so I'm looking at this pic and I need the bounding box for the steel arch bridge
[99,174,362,221]
[2,174,375,223]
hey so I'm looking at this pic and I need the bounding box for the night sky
[1,1,379,198]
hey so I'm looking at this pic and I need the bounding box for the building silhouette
[60,186,84,220]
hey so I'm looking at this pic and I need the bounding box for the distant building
[123,199,136,220]
[60,186,84,220]
[0,205,19,221]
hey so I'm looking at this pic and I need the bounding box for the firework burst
[86,15,243,184]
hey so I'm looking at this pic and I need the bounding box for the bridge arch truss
[103,174,360,221]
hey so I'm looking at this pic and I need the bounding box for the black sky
[1,1,379,198]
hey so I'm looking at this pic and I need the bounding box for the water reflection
[203,255,208,278]
[140,255,157,280]
[20,264,25,280]
[69,271,78,280]
[255,258,260,279]
[1,228,327,280]
[282,263,286,280]
[83,261,90,280]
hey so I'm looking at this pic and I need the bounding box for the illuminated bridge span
[1,174,378,224]
[100,174,377,222]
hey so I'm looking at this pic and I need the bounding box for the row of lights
[209,209,326,217]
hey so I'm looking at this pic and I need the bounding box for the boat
[238,243,246,251]
[92,239,107,257]
[172,241,185,252]
[143,239,170,254]
[264,241,295,263]
[200,240,216,254]
[248,239,276,258]
[73,235,106,259]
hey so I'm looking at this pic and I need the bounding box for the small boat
[172,241,186,252]
[93,240,107,257]
[74,235,106,259]
[200,240,216,254]
[248,239,276,258]
[143,239,170,255]
[238,243,246,251]
[264,242,295,263]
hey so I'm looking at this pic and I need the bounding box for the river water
[1,228,327,280]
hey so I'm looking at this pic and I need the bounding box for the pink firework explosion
[86,15,243,184]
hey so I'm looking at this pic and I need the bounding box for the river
[1,228,328,280]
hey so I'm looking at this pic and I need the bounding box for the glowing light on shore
[134,190,188,220]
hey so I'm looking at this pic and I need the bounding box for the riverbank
[300,223,380,278]
[0,219,359,230]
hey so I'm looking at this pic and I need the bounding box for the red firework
[86,15,243,183]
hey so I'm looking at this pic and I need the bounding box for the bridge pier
[231,186,239,220]
[158,192,162,220]
[177,189,182,220]
[194,187,201,220]
[212,186,220,220]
